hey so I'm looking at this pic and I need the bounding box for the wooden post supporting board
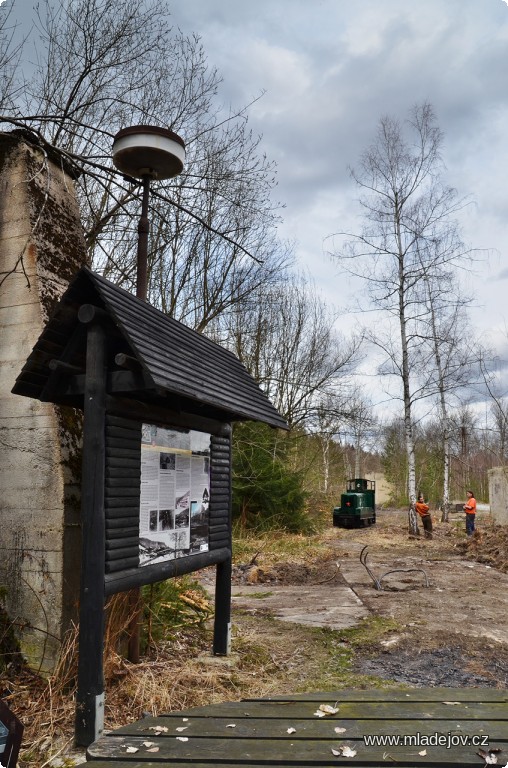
[213,426,232,655]
[213,557,232,654]
[75,314,107,747]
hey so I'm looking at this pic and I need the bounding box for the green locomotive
[332,478,376,528]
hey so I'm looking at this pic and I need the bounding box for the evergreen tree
[232,422,310,533]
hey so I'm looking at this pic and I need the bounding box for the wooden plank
[208,494,230,504]
[105,476,140,488]
[105,447,141,459]
[106,425,143,440]
[208,521,229,531]
[112,715,508,740]
[106,557,139,572]
[105,486,140,497]
[250,689,508,703]
[106,437,141,450]
[105,507,140,519]
[213,557,231,654]
[106,517,139,528]
[106,547,139,561]
[106,415,142,429]
[106,498,140,508]
[85,763,281,768]
[106,537,140,550]
[154,700,508,720]
[105,491,140,503]
[209,511,229,520]
[106,468,141,479]
[87,733,505,765]
[106,523,139,542]
[85,764,291,768]
[106,457,140,469]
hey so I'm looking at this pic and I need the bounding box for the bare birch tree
[332,103,471,534]
[227,275,359,429]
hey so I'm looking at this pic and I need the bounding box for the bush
[232,423,313,533]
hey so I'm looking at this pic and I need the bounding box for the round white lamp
[112,125,185,180]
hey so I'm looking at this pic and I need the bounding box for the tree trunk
[441,428,451,522]
[354,435,361,478]
[396,211,418,537]
[322,434,330,493]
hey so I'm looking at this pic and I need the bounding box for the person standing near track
[463,490,477,536]
[415,493,433,539]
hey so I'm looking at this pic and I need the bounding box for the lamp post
[112,125,185,300]
[111,126,185,664]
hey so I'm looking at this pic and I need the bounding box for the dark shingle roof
[13,267,288,430]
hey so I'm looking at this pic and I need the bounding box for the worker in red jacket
[463,490,477,536]
[415,494,433,539]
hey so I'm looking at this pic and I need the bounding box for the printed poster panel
[140,424,210,566]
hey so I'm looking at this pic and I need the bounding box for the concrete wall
[488,467,508,525]
[0,131,87,671]
[365,472,393,506]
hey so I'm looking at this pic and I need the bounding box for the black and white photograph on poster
[189,457,210,554]
[139,424,210,566]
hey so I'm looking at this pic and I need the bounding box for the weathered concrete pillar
[488,467,508,525]
[0,130,87,671]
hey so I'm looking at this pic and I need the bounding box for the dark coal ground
[355,636,508,688]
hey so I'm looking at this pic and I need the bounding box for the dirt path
[227,510,508,688]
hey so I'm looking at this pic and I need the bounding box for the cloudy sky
[167,1,508,339]
[9,0,508,412]
[163,0,508,414]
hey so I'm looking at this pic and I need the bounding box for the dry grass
[4,565,343,766]
[232,528,335,567]
[0,584,218,766]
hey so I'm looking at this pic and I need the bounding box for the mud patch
[232,558,341,586]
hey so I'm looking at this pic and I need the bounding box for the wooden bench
[85,687,508,766]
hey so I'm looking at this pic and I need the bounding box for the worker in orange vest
[415,493,433,539]
[463,490,477,536]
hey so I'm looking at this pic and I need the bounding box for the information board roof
[13,267,288,430]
